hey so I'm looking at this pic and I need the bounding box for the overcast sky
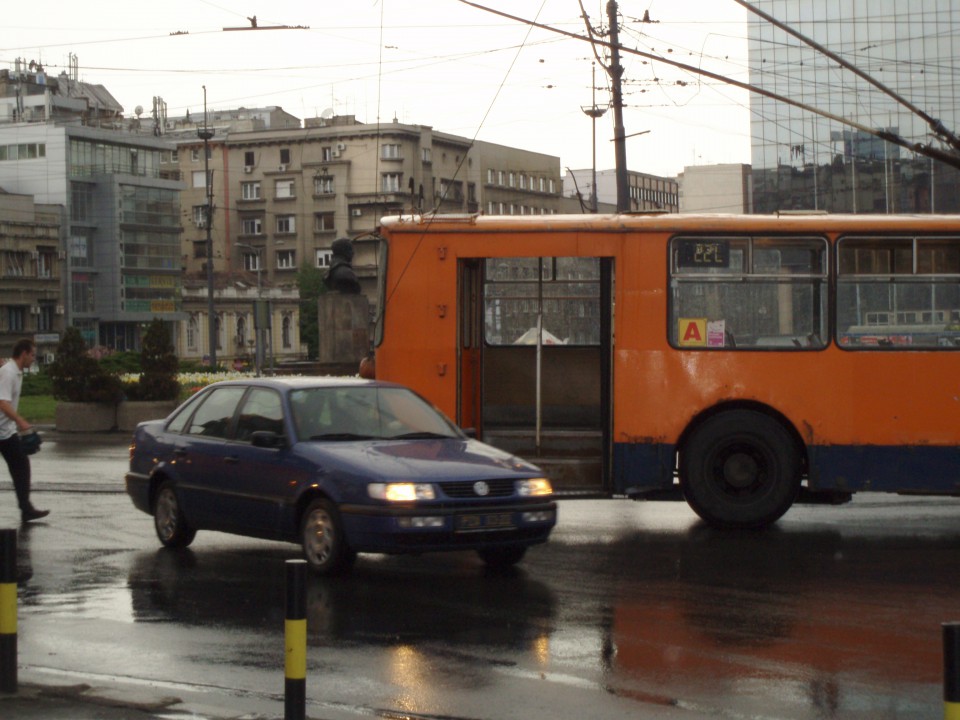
[3,0,753,177]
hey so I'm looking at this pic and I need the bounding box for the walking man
[0,338,49,523]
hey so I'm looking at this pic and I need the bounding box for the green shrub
[99,351,142,375]
[22,370,53,396]
[127,318,180,401]
[47,327,124,403]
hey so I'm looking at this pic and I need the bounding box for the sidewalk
[1,678,272,719]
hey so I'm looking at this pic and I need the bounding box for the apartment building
[164,112,562,365]
[562,168,679,213]
[0,189,63,359]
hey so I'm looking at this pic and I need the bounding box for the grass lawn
[19,395,57,425]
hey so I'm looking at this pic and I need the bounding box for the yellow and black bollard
[285,559,307,720]
[946,622,960,720]
[0,529,17,694]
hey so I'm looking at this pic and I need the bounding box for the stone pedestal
[317,294,370,367]
[117,400,179,432]
[55,402,117,433]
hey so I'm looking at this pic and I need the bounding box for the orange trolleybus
[368,213,960,528]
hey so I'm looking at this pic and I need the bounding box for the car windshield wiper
[309,433,377,441]
[389,431,456,440]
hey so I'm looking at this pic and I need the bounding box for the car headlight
[368,482,436,501]
[515,478,553,496]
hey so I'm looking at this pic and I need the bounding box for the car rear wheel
[300,499,356,575]
[153,481,196,548]
[477,545,527,568]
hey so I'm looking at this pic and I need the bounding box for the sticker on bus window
[679,318,728,347]
[679,318,707,347]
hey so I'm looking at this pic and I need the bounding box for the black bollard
[946,622,960,720]
[285,559,307,720]
[0,529,17,694]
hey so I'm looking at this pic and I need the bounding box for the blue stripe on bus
[612,442,960,495]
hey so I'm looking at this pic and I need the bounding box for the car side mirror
[251,430,286,449]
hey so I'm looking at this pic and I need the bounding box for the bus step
[525,456,604,492]
[483,428,603,458]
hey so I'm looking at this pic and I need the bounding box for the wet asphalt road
[1,429,958,719]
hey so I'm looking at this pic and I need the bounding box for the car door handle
[224,456,240,464]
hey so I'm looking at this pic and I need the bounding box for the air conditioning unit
[351,209,363,217]
[330,150,340,159]
[244,165,253,173]
[278,164,287,172]
[337,143,346,151]
[196,219,206,228]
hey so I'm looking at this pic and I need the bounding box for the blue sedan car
[126,377,556,574]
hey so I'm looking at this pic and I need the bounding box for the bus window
[484,257,601,345]
[837,236,960,349]
[669,236,827,349]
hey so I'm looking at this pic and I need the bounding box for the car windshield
[289,386,461,441]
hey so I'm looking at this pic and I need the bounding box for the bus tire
[680,410,800,529]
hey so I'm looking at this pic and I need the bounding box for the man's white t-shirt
[0,358,22,441]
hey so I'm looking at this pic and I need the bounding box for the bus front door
[459,257,612,495]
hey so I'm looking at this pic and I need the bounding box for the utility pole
[607,1,629,212]
[199,86,217,368]
[581,63,607,213]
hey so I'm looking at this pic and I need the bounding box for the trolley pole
[0,529,17,694]
[946,622,960,720]
[285,559,307,720]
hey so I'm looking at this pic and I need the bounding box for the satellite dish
[135,105,143,117]
[320,107,334,119]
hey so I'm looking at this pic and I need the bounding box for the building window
[421,148,432,163]
[241,217,263,235]
[191,148,200,162]
[487,169,495,184]
[549,179,556,193]
[313,175,334,194]
[282,315,292,348]
[71,182,94,223]
[243,252,262,272]
[382,143,401,159]
[7,307,25,332]
[314,212,335,232]
[38,304,54,332]
[316,249,332,268]
[187,315,199,350]
[275,179,295,199]
[3,251,26,277]
[382,173,402,193]
[276,215,296,234]
[37,251,55,278]
[72,274,95,313]
[280,148,291,165]
[192,170,212,189]
[322,146,333,162]
[277,249,296,269]
[192,205,207,227]
[236,315,247,348]
[241,181,261,200]
[244,151,255,167]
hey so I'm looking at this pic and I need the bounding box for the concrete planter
[117,400,179,432]
[55,401,117,433]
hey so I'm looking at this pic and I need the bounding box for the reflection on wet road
[3,435,958,719]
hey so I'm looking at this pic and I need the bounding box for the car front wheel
[300,499,356,575]
[153,481,196,548]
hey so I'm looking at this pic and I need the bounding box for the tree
[296,261,326,359]
[48,327,124,403]
[133,318,180,401]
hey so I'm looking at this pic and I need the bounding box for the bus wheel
[680,410,800,529]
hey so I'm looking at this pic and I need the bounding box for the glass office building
[748,0,960,213]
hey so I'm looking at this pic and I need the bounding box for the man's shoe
[22,508,50,523]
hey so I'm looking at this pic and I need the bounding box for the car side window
[186,387,247,438]
[234,388,285,442]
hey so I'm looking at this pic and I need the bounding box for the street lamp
[581,63,607,213]
[236,242,264,376]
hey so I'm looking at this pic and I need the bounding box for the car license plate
[455,512,514,532]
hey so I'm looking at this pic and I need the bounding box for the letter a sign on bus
[679,318,707,347]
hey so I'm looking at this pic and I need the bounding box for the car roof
[204,376,401,391]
